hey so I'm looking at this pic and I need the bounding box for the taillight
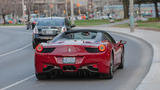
[33,27,38,34]
[61,27,66,32]
[43,64,48,68]
[36,44,43,52]
[98,44,106,52]
[92,64,97,68]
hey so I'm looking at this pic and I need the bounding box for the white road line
[0,75,35,90]
[0,43,31,57]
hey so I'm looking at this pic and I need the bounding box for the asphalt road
[0,27,153,90]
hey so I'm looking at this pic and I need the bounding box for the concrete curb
[0,26,25,28]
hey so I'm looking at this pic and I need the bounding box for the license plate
[63,57,75,64]
[39,37,53,40]
[45,30,53,34]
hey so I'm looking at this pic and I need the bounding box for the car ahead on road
[32,17,75,49]
[35,29,127,80]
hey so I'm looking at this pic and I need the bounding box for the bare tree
[154,1,159,18]
[121,0,129,19]
[25,0,33,22]
[0,0,13,24]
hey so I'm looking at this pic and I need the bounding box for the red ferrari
[35,29,126,80]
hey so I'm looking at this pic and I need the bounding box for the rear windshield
[62,31,97,40]
[37,19,64,26]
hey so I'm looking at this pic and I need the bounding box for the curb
[0,26,25,28]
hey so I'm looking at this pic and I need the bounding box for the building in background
[30,0,65,17]
[1,0,159,22]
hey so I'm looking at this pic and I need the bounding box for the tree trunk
[27,6,30,22]
[2,14,6,24]
[122,0,129,19]
[138,3,141,17]
[154,2,159,18]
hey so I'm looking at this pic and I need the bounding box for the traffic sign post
[71,0,75,24]
[129,0,135,32]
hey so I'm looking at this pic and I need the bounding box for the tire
[35,73,49,80]
[107,54,114,79]
[99,54,114,79]
[32,41,38,49]
[118,48,124,69]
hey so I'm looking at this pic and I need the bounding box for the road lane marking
[0,43,31,57]
[0,75,34,90]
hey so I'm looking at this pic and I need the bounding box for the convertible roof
[34,17,65,20]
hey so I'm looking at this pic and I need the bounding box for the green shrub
[148,18,160,22]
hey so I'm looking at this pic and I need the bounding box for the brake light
[43,64,48,68]
[36,44,43,52]
[92,64,97,68]
[98,44,106,52]
[33,27,38,34]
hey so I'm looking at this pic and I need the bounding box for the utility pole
[22,0,25,24]
[77,0,81,15]
[65,0,68,17]
[70,0,74,24]
[129,0,135,32]
[47,0,51,17]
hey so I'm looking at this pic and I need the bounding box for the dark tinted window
[37,19,64,26]
[63,31,97,40]
[103,33,116,43]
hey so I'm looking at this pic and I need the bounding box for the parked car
[32,17,75,49]
[35,29,127,80]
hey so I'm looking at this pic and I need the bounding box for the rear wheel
[118,48,124,69]
[99,54,114,79]
[107,55,114,79]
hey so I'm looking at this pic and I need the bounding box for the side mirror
[120,40,127,45]
[71,24,76,28]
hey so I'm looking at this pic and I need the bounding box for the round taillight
[98,44,106,52]
[36,44,43,52]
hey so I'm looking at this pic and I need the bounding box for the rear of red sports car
[34,30,124,80]
[35,41,113,78]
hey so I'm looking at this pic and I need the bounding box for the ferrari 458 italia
[35,29,126,80]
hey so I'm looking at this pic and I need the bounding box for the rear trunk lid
[38,26,61,35]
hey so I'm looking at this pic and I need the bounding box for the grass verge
[75,19,110,26]
[115,18,160,30]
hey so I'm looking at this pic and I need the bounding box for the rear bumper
[32,34,55,44]
[35,52,111,74]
